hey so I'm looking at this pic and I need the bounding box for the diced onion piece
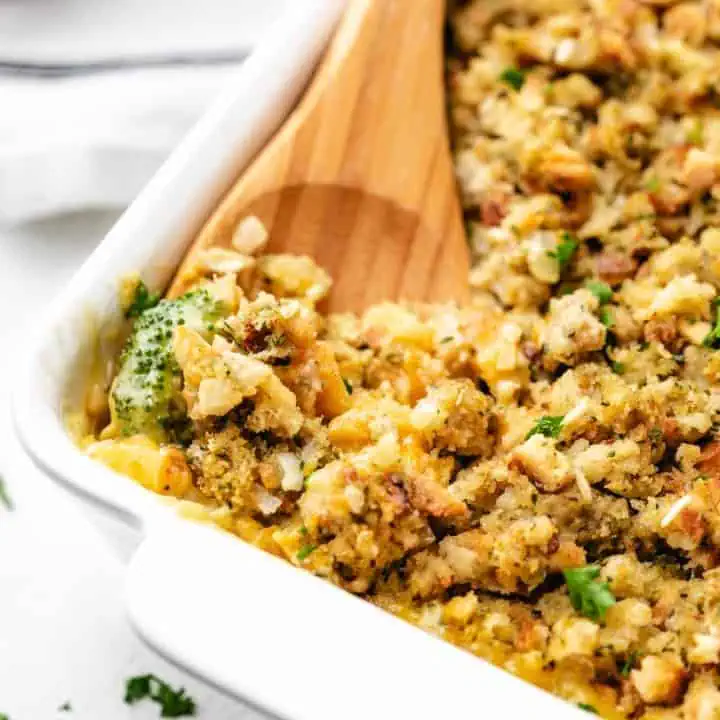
[255,486,282,516]
[199,247,255,274]
[575,467,593,503]
[277,452,304,492]
[232,216,269,256]
[660,494,694,528]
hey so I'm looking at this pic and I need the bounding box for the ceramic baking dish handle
[126,517,582,720]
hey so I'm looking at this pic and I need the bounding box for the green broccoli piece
[111,289,225,442]
[125,280,161,318]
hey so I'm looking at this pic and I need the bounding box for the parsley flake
[526,415,564,440]
[342,377,353,394]
[578,703,599,714]
[687,119,704,146]
[645,177,660,193]
[586,280,613,305]
[620,651,639,677]
[124,675,196,717]
[648,427,662,442]
[0,473,12,511]
[499,67,526,91]
[549,233,578,271]
[0,714,9,720]
[704,299,720,348]
[126,281,161,319]
[599,307,614,328]
[563,566,616,623]
[297,544,317,562]
[611,361,625,375]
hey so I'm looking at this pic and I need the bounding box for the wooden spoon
[169,0,470,312]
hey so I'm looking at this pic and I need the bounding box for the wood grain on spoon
[169,0,470,312]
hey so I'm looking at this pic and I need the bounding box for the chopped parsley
[58,701,72,712]
[585,280,613,305]
[548,232,578,271]
[0,714,9,720]
[578,703,599,714]
[703,298,720,348]
[645,177,661,193]
[563,566,616,623]
[125,675,196,717]
[526,415,564,440]
[125,280,161,319]
[620,651,639,677]
[342,377,353,394]
[599,307,614,328]
[611,361,625,375]
[0,473,12,511]
[297,544,317,562]
[649,427,663,442]
[687,119,704,146]
[499,67,526,91]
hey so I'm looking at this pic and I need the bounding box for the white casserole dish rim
[13,3,583,719]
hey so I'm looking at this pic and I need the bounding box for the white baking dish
[13,3,581,719]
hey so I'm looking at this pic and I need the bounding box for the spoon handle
[172,0,469,308]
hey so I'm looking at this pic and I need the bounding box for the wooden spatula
[169,0,470,312]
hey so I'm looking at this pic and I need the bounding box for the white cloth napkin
[0,0,287,226]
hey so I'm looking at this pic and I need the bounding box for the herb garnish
[703,298,720,348]
[648,427,662,442]
[563,566,616,622]
[611,361,625,374]
[526,415,564,440]
[0,473,12,511]
[620,651,638,677]
[342,378,353,394]
[645,177,661,193]
[124,675,196,717]
[599,307,614,328]
[297,544,317,562]
[578,703,599,714]
[125,281,161,319]
[586,280,613,305]
[687,119,704,146]
[499,67,526,91]
[549,232,578,271]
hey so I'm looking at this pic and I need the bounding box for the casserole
[12,2,577,720]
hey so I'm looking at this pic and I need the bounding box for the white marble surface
[0,213,268,719]
[0,0,282,62]
[0,0,289,224]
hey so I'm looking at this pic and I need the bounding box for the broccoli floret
[125,280,161,318]
[110,289,225,442]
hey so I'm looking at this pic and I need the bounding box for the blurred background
[0,2,288,717]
